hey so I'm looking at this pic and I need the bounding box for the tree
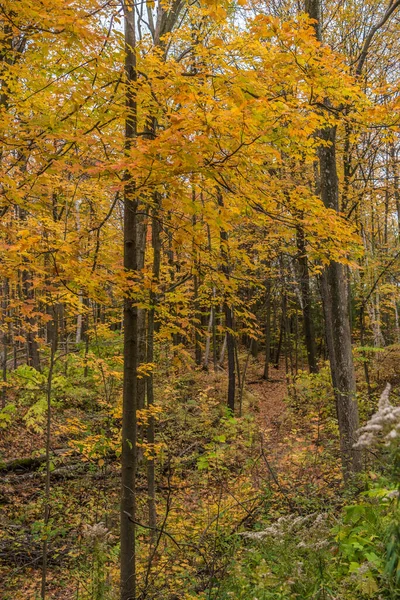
[304,0,361,478]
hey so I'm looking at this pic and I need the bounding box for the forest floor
[247,360,342,512]
[2,347,399,599]
[0,356,343,599]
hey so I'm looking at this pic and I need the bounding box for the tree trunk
[121,3,138,598]
[147,197,161,545]
[225,305,235,413]
[218,190,235,412]
[192,210,202,367]
[41,306,58,599]
[203,304,214,371]
[296,224,318,373]
[306,0,361,479]
[136,215,147,412]
[274,295,285,368]
[321,262,361,475]
[263,280,272,380]
[22,268,41,372]
[1,278,8,408]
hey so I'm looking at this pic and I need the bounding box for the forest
[1,0,400,598]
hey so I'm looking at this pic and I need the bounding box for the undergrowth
[1,341,400,599]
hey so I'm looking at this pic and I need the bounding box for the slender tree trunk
[274,295,285,368]
[218,333,227,367]
[234,339,241,392]
[263,281,272,380]
[20,206,41,371]
[192,210,202,367]
[218,190,235,412]
[22,268,41,372]
[203,304,214,370]
[359,306,373,399]
[225,305,235,413]
[121,3,138,598]
[1,278,9,408]
[239,340,253,417]
[296,224,318,373]
[136,215,147,412]
[147,197,161,546]
[194,273,202,366]
[76,294,83,344]
[212,304,217,371]
[41,307,57,599]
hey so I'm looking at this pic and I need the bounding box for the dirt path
[247,362,289,442]
[246,360,341,500]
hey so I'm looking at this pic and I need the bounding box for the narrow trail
[244,361,298,485]
[251,363,288,430]
[247,361,290,448]
[245,360,342,500]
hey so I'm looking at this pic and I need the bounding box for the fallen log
[0,449,70,473]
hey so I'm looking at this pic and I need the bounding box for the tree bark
[218,190,235,412]
[296,224,318,373]
[146,197,161,546]
[305,0,361,478]
[263,280,272,380]
[41,306,57,599]
[121,3,138,598]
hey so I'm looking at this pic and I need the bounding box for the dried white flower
[386,489,399,499]
[354,384,400,449]
[239,512,330,550]
[83,521,110,542]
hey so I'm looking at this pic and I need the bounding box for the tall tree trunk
[218,333,227,367]
[263,280,272,380]
[390,143,400,237]
[192,209,202,367]
[121,3,138,598]
[136,215,147,412]
[41,306,57,599]
[319,127,361,477]
[22,268,41,372]
[218,190,235,412]
[203,303,214,371]
[225,305,235,413]
[296,224,318,373]
[1,278,8,408]
[274,295,285,368]
[306,0,361,478]
[147,197,161,545]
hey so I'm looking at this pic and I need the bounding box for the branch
[356,0,400,76]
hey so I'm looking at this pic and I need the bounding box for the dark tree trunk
[136,214,147,412]
[274,295,286,368]
[192,211,202,367]
[296,225,318,373]
[22,269,41,372]
[218,190,235,412]
[121,3,138,599]
[1,278,9,408]
[263,280,272,380]
[225,304,235,413]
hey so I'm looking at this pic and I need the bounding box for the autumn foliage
[1,0,400,598]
